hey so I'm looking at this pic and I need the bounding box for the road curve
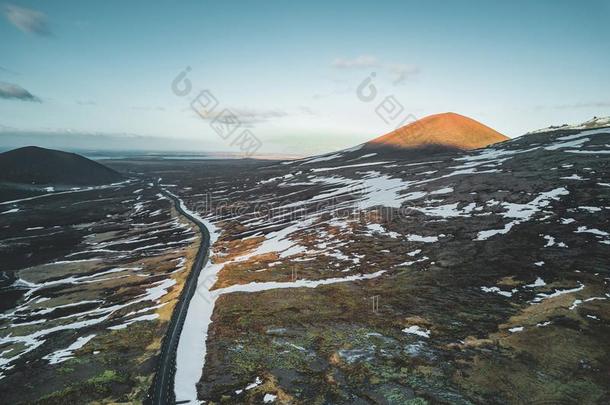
[146,189,211,405]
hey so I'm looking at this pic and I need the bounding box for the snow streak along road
[148,189,211,405]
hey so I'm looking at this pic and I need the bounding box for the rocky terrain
[136,118,610,404]
[0,180,201,403]
[0,115,609,404]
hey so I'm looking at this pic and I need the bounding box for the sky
[1,0,609,157]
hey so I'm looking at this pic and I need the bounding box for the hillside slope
[148,117,609,404]
[0,146,123,186]
[366,112,508,151]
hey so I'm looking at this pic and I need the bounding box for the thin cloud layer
[534,101,610,110]
[3,4,51,36]
[196,107,288,125]
[387,63,420,85]
[0,65,18,75]
[131,105,166,111]
[0,82,41,102]
[331,55,379,69]
[554,101,610,109]
[331,55,419,85]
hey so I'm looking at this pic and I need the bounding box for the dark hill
[0,146,124,186]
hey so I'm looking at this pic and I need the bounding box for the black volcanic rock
[0,146,124,186]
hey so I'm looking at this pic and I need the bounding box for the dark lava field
[1,123,609,404]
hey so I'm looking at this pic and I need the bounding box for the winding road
[147,189,211,405]
[146,187,388,404]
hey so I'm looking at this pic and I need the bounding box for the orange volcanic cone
[367,112,508,150]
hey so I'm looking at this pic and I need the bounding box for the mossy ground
[199,261,609,404]
[0,184,202,404]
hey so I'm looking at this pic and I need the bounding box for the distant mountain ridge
[0,146,124,186]
[366,112,508,151]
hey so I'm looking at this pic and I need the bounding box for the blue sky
[1,0,609,156]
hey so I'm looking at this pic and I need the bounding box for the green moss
[35,369,127,405]
[88,369,122,386]
[385,387,415,403]
[405,398,428,405]
[56,366,74,374]
[548,378,604,404]
[228,334,311,378]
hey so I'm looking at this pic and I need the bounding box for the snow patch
[402,325,430,338]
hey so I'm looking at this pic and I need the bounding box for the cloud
[297,106,316,115]
[131,105,166,111]
[195,107,288,125]
[387,63,420,85]
[553,101,610,109]
[312,87,352,100]
[0,82,41,102]
[331,55,419,85]
[3,4,51,36]
[533,101,610,111]
[76,100,97,106]
[331,55,379,69]
[0,65,18,75]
